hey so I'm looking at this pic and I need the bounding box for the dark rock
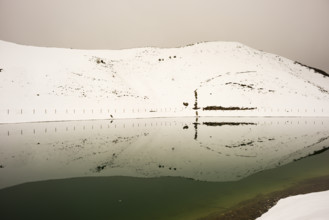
[294,61,329,77]
[96,165,106,172]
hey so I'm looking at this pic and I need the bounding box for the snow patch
[257,190,329,220]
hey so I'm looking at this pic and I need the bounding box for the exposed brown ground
[199,175,329,220]
[202,106,257,111]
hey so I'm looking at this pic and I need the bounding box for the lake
[0,117,329,219]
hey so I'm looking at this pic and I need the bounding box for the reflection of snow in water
[0,117,329,188]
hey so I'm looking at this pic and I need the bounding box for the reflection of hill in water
[1,117,329,188]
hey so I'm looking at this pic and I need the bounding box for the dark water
[0,117,329,219]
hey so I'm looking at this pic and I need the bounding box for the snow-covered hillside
[1,40,329,123]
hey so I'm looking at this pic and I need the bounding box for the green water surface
[0,148,328,220]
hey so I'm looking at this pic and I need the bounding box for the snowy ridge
[1,40,329,123]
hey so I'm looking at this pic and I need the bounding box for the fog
[1,0,328,72]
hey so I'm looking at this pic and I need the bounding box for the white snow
[1,40,329,123]
[257,190,329,220]
[1,41,329,219]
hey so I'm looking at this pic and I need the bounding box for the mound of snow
[257,190,329,220]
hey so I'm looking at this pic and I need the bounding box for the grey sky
[0,0,328,72]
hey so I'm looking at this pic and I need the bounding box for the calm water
[0,117,329,219]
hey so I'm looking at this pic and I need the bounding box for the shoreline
[200,175,329,220]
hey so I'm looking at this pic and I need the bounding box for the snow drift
[257,190,329,220]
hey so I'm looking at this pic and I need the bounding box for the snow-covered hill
[1,40,329,123]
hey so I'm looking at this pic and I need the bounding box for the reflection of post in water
[193,114,199,140]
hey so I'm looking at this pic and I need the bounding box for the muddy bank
[202,106,257,111]
[202,122,256,127]
[200,175,329,220]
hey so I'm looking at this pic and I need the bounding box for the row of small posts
[5,107,186,115]
[4,108,328,114]
[3,119,328,137]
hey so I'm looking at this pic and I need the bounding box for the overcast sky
[0,0,328,72]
